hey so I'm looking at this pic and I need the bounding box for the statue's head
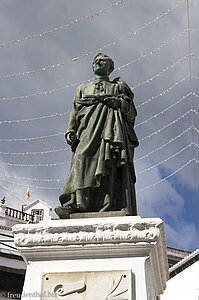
[92,53,114,76]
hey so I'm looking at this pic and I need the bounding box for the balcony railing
[5,206,34,222]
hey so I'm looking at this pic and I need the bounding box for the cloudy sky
[0,0,198,251]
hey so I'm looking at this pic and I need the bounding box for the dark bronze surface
[55,53,139,219]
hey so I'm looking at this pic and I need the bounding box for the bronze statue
[55,53,139,218]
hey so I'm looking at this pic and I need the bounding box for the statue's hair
[93,53,114,75]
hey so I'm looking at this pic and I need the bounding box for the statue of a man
[55,53,139,218]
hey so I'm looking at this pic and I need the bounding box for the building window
[31,209,43,221]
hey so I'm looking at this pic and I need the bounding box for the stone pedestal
[12,216,169,300]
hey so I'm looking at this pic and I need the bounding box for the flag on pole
[26,187,30,200]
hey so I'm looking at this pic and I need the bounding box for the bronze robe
[59,78,139,215]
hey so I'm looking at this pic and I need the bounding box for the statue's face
[93,58,110,76]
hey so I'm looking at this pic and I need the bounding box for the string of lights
[0,183,25,203]
[117,29,190,73]
[137,158,198,193]
[0,161,70,167]
[0,92,194,155]
[1,108,197,144]
[190,0,199,3]
[0,125,195,162]
[194,126,199,133]
[0,81,194,126]
[0,110,193,143]
[193,92,199,98]
[0,88,191,128]
[137,143,193,175]
[0,79,89,101]
[132,54,190,90]
[192,55,199,59]
[2,158,198,192]
[1,124,198,168]
[1,1,198,201]
[1,142,198,183]
[193,93,199,98]
[194,142,199,149]
[190,28,199,32]
[0,132,64,142]
[0,0,124,49]
[0,1,186,81]
[135,126,192,162]
[0,111,70,125]
[0,60,190,103]
[0,174,65,183]
[136,75,189,109]
[135,93,191,128]
[186,0,197,202]
[0,28,193,102]
[0,147,70,156]
[192,75,199,80]
[0,178,62,190]
[139,110,192,142]
[1,151,198,190]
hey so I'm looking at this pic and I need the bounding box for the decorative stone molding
[12,216,169,298]
[13,216,162,247]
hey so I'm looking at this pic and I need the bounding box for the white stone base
[13,216,169,300]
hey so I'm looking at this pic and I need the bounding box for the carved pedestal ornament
[12,217,169,299]
[42,270,131,300]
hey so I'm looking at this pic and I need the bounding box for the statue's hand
[65,132,78,146]
[103,97,121,109]
[65,132,79,152]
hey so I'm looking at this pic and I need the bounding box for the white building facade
[0,199,52,299]
[161,249,199,300]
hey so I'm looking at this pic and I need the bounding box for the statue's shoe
[54,206,72,219]
[76,202,88,212]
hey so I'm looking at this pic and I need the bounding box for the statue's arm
[118,80,137,125]
[65,103,78,145]
[65,103,78,136]
[65,88,80,149]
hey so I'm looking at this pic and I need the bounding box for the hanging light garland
[0,112,197,147]
[0,147,70,156]
[0,79,89,101]
[0,132,64,142]
[0,141,198,182]
[0,28,193,102]
[0,178,62,190]
[0,62,190,102]
[192,75,199,80]
[0,111,70,125]
[0,0,186,81]
[135,93,191,128]
[132,54,190,90]
[0,173,65,183]
[1,158,198,191]
[135,126,192,162]
[0,0,124,49]
[137,75,189,109]
[139,110,193,142]
[0,161,70,167]
[0,109,191,143]
[190,0,199,4]
[137,158,199,193]
[137,143,193,175]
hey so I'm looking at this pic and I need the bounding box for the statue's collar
[94,75,109,82]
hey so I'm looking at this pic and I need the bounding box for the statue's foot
[54,206,72,219]
[76,202,88,212]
